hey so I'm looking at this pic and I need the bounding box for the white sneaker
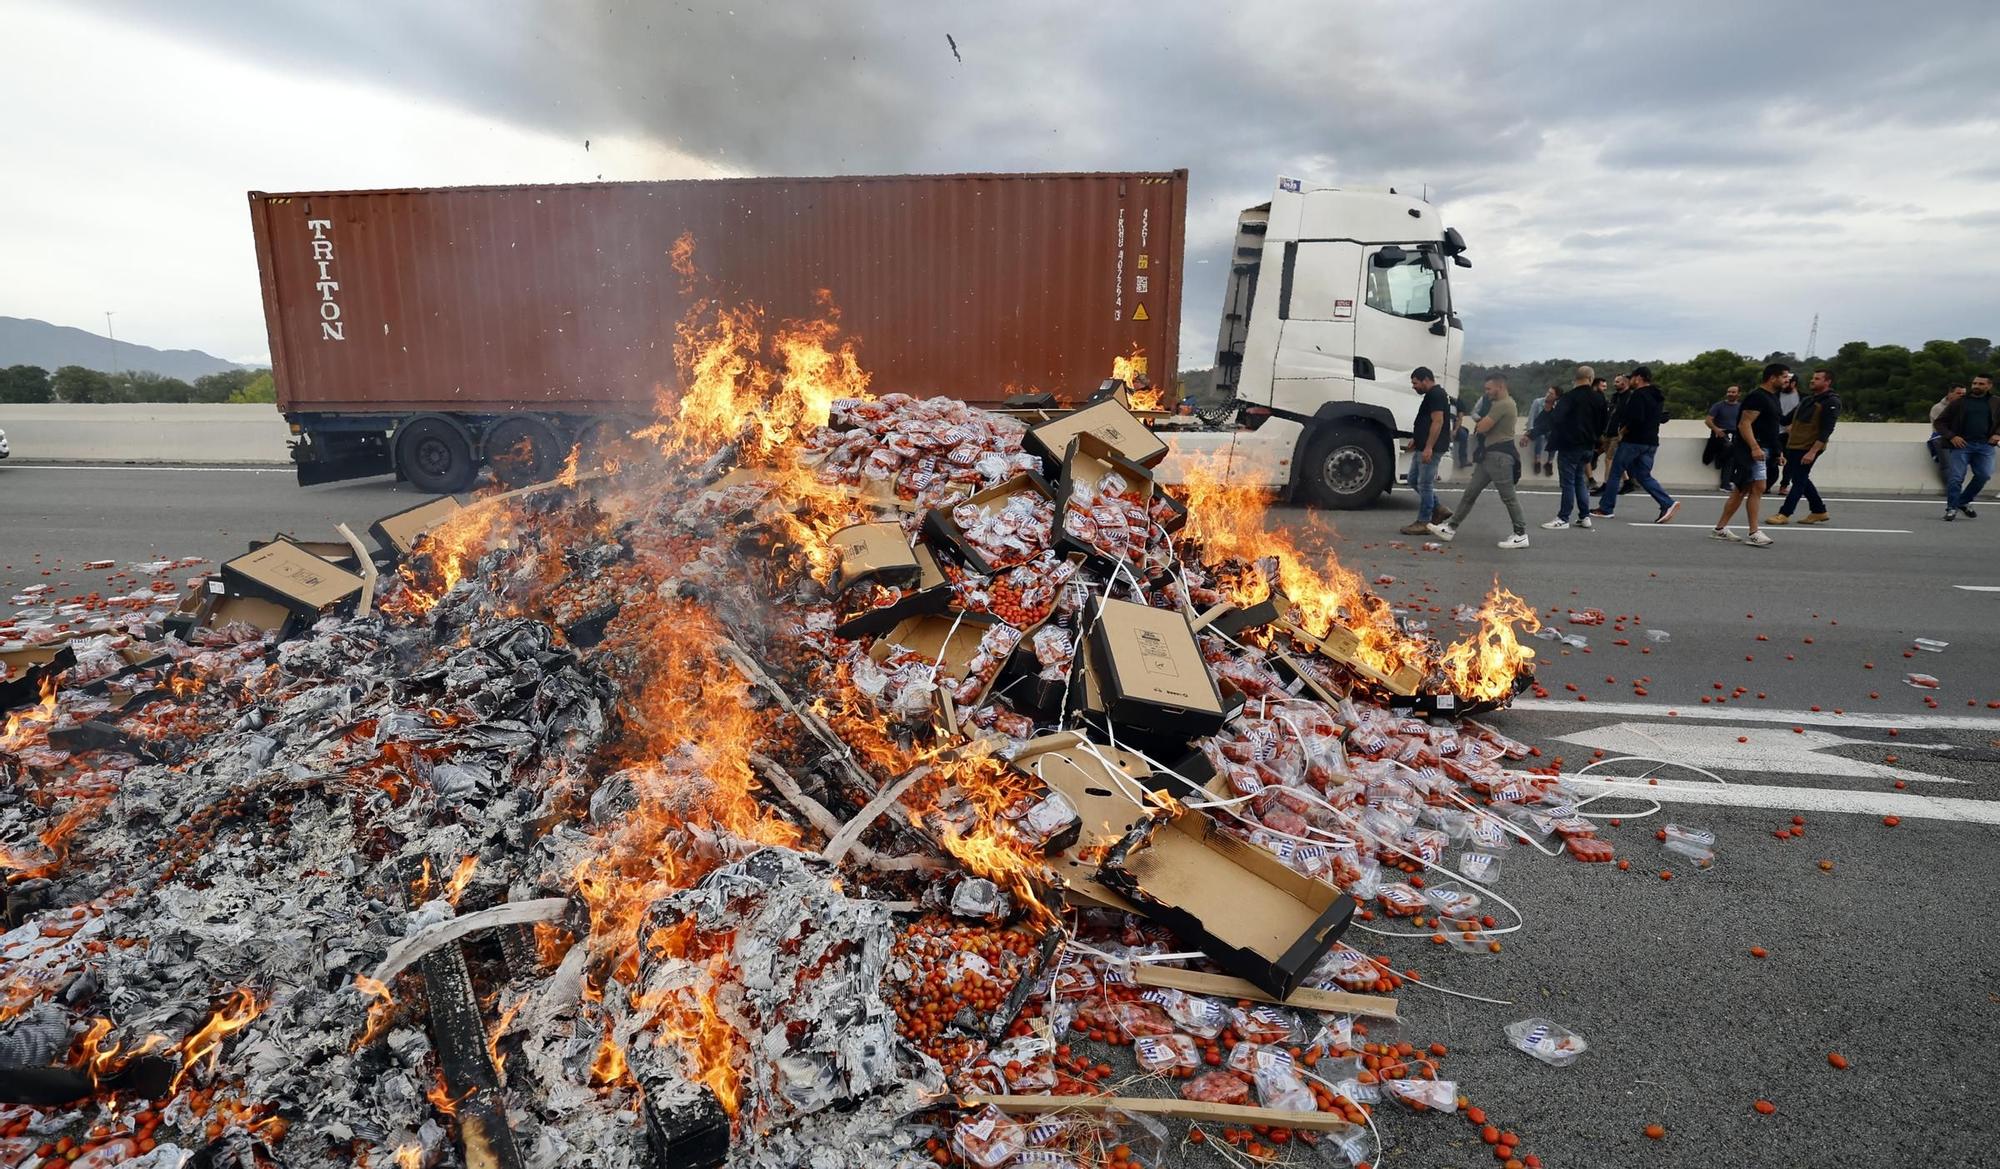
[1577,515,1593,530]
[1710,527,1742,541]
[1497,533,1530,550]
[1541,518,1571,530]
[1745,530,1773,547]
[1428,522,1457,542]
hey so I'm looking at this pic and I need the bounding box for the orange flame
[486,993,524,1084]
[587,1030,629,1087]
[352,974,397,1050]
[383,499,515,616]
[169,989,265,1095]
[0,675,58,751]
[442,855,478,907]
[427,1068,474,1115]
[1439,579,1540,701]
[670,230,698,282]
[394,1145,425,1169]
[1177,457,1425,679]
[641,959,744,1115]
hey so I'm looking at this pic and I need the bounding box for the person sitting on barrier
[1769,368,1840,525]
[1937,374,1998,521]
[1929,384,1966,489]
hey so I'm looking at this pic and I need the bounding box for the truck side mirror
[1371,245,1408,268]
[1453,255,1472,269]
[1442,227,1468,256]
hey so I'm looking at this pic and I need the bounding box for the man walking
[1430,375,1530,549]
[1589,367,1680,523]
[1601,373,1633,495]
[1528,385,1559,474]
[1704,386,1742,490]
[1712,363,1788,547]
[1768,369,1840,525]
[1400,367,1453,536]
[1937,373,1998,520]
[1542,366,1608,530]
[1773,371,1804,493]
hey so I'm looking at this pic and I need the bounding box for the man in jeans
[1937,373,1998,520]
[1429,375,1530,549]
[1400,367,1453,536]
[1930,384,1967,492]
[1768,369,1840,525]
[1542,365,1608,530]
[1589,367,1680,523]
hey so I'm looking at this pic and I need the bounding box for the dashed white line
[1955,585,2000,593]
[1623,523,1913,534]
[1506,698,1999,731]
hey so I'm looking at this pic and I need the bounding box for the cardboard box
[248,538,360,572]
[1012,733,1154,911]
[1290,622,1425,697]
[920,472,1055,576]
[369,496,464,559]
[1148,488,1189,536]
[829,522,921,594]
[833,583,953,641]
[1053,433,1156,573]
[220,538,365,619]
[1099,807,1358,1000]
[1023,399,1168,474]
[866,611,1017,709]
[1086,597,1226,737]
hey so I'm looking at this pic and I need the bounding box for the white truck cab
[1156,178,1467,507]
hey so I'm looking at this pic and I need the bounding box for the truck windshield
[1364,253,1439,321]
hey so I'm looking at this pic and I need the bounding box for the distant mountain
[0,317,256,381]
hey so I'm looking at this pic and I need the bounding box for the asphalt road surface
[4,463,1997,1168]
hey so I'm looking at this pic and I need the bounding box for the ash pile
[1,319,1608,1169]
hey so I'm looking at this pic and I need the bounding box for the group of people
[1400,361,1999,549]
[1399,364,1681,549]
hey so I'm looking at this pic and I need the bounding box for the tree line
[1460,337,1993,422]
[0,365,276,404]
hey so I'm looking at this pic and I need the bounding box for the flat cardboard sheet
[1087,597,1225,735]
[1101,807,1356,999]
[209,595,294,633]
[830,522,921,594]
[369,496,463,558]
[1012,733,1153,911]
[1024,399,1168,470]
[220,538,364,616]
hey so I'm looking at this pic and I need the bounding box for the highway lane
[3,462,1998,1169]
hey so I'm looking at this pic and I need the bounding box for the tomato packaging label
[1132,1032,1200,1075]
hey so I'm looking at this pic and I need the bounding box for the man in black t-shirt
[1401,367,1454,535]
[1711,362,1789,547]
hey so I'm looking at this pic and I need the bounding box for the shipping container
[248,172,1188,489]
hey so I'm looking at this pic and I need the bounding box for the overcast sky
[3,0,1997,369]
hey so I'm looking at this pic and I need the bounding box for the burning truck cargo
[0,281,1607,1169]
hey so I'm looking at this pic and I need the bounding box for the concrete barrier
[1438,420,1946,495]
[0,403,292,465]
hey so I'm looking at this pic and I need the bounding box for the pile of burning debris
[1,295,1602,1169]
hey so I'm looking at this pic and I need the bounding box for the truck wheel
[485,415,567,487]
[1301,425,1392,510]
[394,416,478,494]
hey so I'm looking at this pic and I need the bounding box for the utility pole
[1804,313,1819,362]
[104,311,120,374]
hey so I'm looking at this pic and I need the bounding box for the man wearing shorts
[1712,362,1789,547]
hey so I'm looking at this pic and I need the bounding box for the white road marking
[1507,698,2000,732]
[1533,772,2000,825]
[1956,585,2000,593]
[1625,523,1913,534]
[1553,722,1965,785]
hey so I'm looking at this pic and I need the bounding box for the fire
[1,675,58,750]
[486,993,525,1083]
[384,499,514,615]
[587,1030,629,1086]
[75,1018,169,1088]
[1439,580,1540,701]
[169,988,265,1095]
[426,1068,473,1115]
[670,230,698,282]
[1112,347,1163,411]
[442,855,478,906]
[643,959,744,1115]
[394,1145,424,1169]
[352,974,397,1050]
[1177,458,1424,678]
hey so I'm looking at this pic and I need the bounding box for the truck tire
[1301,425,1393,510]
[394,416,478,494]
[485,415,567,487]
[573,418,649,471]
